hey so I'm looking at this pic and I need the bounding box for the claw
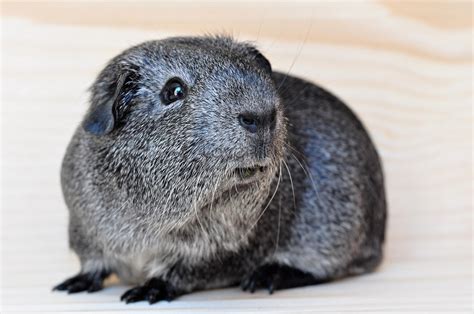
[120,278,177,304]
[241,264,279,294]
[241,263,323,294]
[53,271,109,294]
[120,286,144,303]
[268,282,275,294]
[249,279,256,293]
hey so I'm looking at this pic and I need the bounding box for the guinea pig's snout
[236,107,280,164]
[238,109,276,134]
[238,114,258,133]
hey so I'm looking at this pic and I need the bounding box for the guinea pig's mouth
[234,166,267,181]
[198,165,269,212]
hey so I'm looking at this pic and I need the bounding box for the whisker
[209,173,222,218]
[255,10,265,42]
[273,188,282,256]
[282,158,296,209]
[275,16,314,94]
[282,142,322,202]
[192,172,207,239]
[240,161,282,242]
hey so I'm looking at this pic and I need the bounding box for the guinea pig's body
[54,36,386,303]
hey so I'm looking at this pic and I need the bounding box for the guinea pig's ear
[82,68,136,136]
[247,46,272,74]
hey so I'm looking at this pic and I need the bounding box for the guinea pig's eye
[160,77,187,105]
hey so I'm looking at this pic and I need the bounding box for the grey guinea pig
[53,36,386,304]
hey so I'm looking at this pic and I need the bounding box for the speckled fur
[58,36,386,299]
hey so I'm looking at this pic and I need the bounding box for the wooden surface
[1,1,472,313]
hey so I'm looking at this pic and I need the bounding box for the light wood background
[1,1,472,313]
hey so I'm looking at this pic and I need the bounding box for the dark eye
[160,78,187,105]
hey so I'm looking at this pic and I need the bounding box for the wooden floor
[1,1,472,312]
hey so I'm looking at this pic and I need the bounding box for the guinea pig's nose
[238,113,258,133]
[238,110,276,134]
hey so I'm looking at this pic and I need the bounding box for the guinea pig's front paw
[53,270,110,293]
[120,278,177,304]
[241,263,321,294]
[241,263,282,294]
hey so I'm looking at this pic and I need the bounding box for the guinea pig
[53,36,386,304]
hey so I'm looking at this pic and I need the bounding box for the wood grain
[1,1,472,312]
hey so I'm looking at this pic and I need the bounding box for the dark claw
[53,271,110,294]
[87,282,103,293]
[249,279,256,293]
[67,280,89,294]
[241,264,280,294]
[268,282,275,294]
[241,279,249,291]
[120,278,177,304]
[120,286,145,303]
[147,289,160,304]
[241,263,326,294]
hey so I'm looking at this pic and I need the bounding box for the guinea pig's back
[60,127,92,215]
[272,71,386,275]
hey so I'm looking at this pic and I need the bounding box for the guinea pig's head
[83,36,286,232]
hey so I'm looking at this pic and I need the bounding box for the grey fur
[56,36,386,301]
